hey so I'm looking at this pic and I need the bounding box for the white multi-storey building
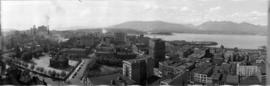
[236,63,260,76]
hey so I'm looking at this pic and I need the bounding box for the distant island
[189,41,218,46]
[150,32,173,35]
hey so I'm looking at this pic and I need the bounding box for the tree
[48,70,53,75]
[22,63,28,68]
[40,67,44,72]
[21,51,33,61]
[55,73,60,78]
[61,71,67,77]
[14,46,22,58]
[25,63,29,68]
[51,70,57,77]
[31,65,35,70]
[233,47,239,52]
[220,45,224,49]
[36,67,40,71]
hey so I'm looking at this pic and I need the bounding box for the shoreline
[145,33,266,50]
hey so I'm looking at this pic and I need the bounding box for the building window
[125,66,129,77]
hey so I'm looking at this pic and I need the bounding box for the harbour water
[146,33,266,49]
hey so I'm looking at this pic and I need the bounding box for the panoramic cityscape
[0,0,268,85]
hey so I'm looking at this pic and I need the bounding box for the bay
[146,33,266,49]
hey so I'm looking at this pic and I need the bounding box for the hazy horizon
[2,0,267,30]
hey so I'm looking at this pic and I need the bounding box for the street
[66,53,96,85]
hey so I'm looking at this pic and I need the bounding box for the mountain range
[4,21,266,36]
[110,21,267,35]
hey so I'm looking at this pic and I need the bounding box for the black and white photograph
[0,0,268,85]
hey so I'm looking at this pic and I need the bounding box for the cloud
[226,12,267,25]
[209,6,221,12]
[231,0,266,2]
[198,0,214,2]
[229,11,266,19]
[79,10,90,17]
[231,13,241,17]
[144,3,159,10]
[2,0,267,29]
[250,11,267,16]
[231,0,245,2]
[180,6,189,11]
[50,0,66,14]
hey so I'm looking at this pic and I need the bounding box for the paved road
[67,59,90,85]
[67,53,96,85]
[66,60,85,81]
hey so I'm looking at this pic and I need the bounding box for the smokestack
[47,25,50,34]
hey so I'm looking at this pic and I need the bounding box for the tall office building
[122,57,154,84]
[149,39,165,67]
[114,32,127,42]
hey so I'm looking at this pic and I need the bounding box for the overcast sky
[2,0,268,30]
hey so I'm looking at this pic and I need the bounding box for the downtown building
[149,39,165,67]
[236,63,260,76]
[30,25,50,35]
[95,43,115,58]
[160,71,190,85]
[159,59,195,79]
[0,60,6,79]
[122,56,154,84]
[158,59,195,85]
[60,48,88,59]
[129,35,151,55]
[190,62,214,84]
[115,45,137,59]
[114,32,127,43]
